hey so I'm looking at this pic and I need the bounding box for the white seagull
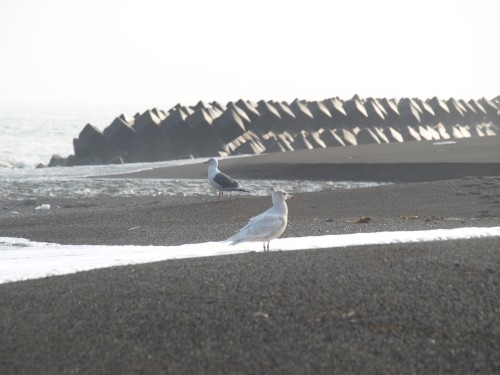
[227,189,294,251]
[204,158,248,201]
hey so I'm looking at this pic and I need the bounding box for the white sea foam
[1,226,499,284]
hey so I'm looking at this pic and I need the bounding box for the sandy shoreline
[1,138,500,374]
[1,176,500,246]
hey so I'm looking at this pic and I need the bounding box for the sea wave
[0,159,27,169]
[0,174,383,200]
[0,151,387,200]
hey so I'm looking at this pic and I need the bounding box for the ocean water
[0,103,145,168]
[0,159,383,200]
[0,103,384,200]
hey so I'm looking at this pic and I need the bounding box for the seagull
[204,158,248,201]
[227,189,294,251]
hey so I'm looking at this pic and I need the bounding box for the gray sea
[0,103,383,200]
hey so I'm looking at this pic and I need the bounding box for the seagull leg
[262,242,266,252]
[266,242,270,251]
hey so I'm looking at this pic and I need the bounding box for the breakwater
[48,95,499,167]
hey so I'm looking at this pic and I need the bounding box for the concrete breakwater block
[74,124,124,164]
[183,108,227,158]
[468,99,487,119]
[365,98,386,126]
[446,98,467,124]
[323,97,348,128]
[235,99,260,122]
[132,109,161,133]
[397,125,422,141]
[160,107,191,155]
[291,130,314,150]
[434,123,451,139]
[278,134,295,151]
[343,95,369,126]
[417,125,436,141]
[477,97,499,123]
[398,98,422,126]
[306,131,327,148]
[383,126,404,143]
[213,108,247,144]
[339,128,357,146]
[252,100,281,134]
[289,99,314,134]
[307,101,332,131]
[226,102,251,127]
[261,133,287,153]
[272,101,296,134]
[186,108,215,136]
[48,154,67,167]
[379,98,400,123]
[134,110,173,162]
[232,138,265,155]
[372,127,390,143]
[354,127,381,145]
[414,99,435,125]
[47,95,499,167]
[318,128,346,147]
[103,117,139,155]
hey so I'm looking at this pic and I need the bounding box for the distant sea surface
[0,103,383,200]
[0,103,146,168]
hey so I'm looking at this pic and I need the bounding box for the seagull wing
[212,172,242,190]
[228,213,285,244]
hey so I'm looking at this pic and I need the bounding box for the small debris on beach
[253,311,269,319]
[347,216,372,224]
[35,204,51,210]
[424,215,443,221]
[401,215,420,220]
[401,215,443,221]
[342,309,357,319]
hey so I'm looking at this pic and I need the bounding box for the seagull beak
[286,194,294,200]
[203,160,208,164]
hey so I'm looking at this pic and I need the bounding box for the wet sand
[1,137,500,374]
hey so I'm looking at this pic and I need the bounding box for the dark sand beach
[1,137,499,374]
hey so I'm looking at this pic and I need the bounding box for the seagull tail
[225,233,247,246]
[239,188,250,193]
[226,239,245,246]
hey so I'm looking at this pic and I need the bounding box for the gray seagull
[204,158,248,201]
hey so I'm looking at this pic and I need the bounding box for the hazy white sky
[0,0,499,108]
